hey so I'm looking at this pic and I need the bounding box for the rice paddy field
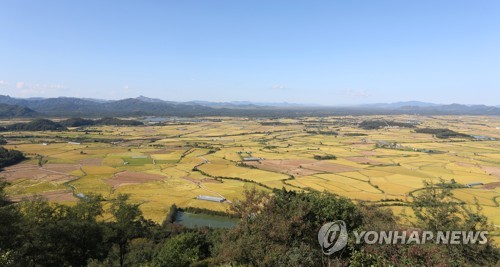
[1,115,499,236]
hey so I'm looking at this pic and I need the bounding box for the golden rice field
[1,115,499,235]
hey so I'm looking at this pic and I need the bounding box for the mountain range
[0,95,499,118]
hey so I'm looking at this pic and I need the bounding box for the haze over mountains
[0,95,499,118]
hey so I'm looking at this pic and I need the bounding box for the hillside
[60,117,143,127]
[0,103,39,118]
[0,95,499,117]
[6,119,67,131]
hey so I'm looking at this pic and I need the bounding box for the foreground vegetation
[0,181,498,266]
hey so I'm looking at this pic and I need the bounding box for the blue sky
[1,1,499,105]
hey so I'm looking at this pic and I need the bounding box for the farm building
[196,195,225,202]
[466,182,484,188]
[472,135,497,141]
[242,157,262,162]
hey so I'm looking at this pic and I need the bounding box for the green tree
[107,194,146,267]
[0,147,25,169]
[0,179,22,261]
[410,180,499,266]
[219,188,363,266]
[153,232,211,267]
[14,195,108,266]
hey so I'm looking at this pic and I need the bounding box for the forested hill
[0,103,39,118]
[0,118,144,132]
[1,95,499,117]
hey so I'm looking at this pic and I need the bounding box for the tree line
[359,120,417,130]
[0,118,144,132]
[0,147,25,169]
[414,128,471,139]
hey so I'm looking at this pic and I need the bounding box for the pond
[176,211,238,229]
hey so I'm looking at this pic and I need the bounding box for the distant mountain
[135,95,173,103]
[359,101,440,109]
[80,98,112,103]
[0,95,499,117]
[187,100,261,108]
[229,101,319,107]
[0,95,216,117]
[399,103,500,115]
[189,100,320,108]
[0,103,40,118]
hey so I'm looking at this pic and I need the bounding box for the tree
[0,147,25,169]
[410,180,499,266]
[219,188,363,266]
[107,194,146,267]
[153,232,211,267]
[0,179,22,257]
[15,195,109,266]
[350,202,450,266]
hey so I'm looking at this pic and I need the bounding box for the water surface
[176,211,238,229]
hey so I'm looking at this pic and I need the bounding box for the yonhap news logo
[318,220,348,255]
[318,220,489,255]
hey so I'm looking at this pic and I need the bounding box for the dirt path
[182,155,233,203]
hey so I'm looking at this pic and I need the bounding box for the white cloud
[0,80,7,86]
[16,82,25,89]
[11,81,68,96]
[272,84,288,90]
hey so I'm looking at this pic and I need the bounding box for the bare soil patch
[43,163,81,173]
[246,159,358,176]
[301,161,359,173]
[1,163,40,182]
[246,159,321,177]
[481,166,500,178]
[0,163,79,183]
[346,157,384,165]
[483,182,500,189]
[79,158,103,166]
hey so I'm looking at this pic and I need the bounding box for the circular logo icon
[318,220,348,255]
